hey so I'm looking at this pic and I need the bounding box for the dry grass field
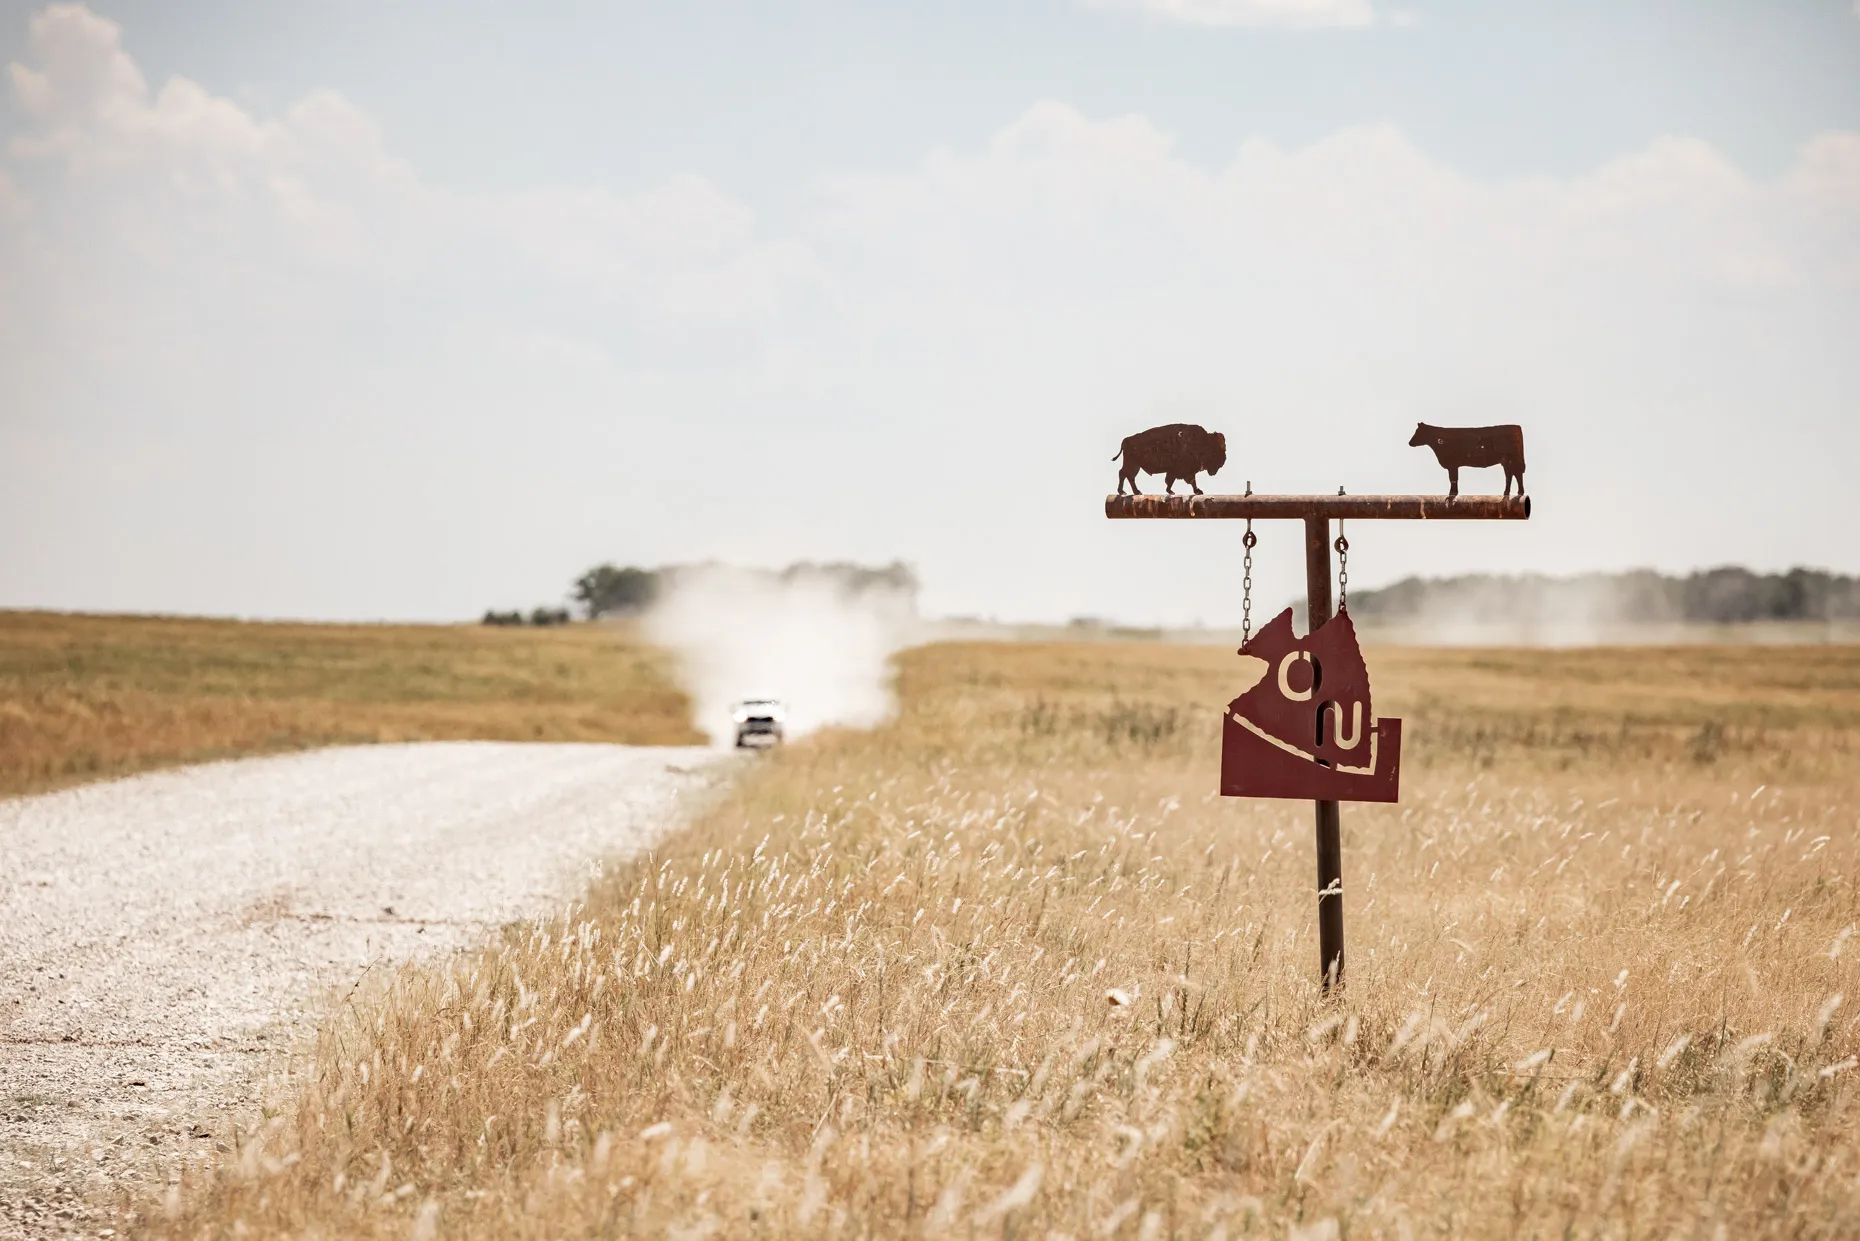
[0,611,702,797]
[144,640,1860,1239]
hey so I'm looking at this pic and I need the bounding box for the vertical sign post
[1106,491,1531,990]
[1304,515,1345,988]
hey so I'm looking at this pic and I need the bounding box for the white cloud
[1089,0,1376,29]
[3,5,1858,623]
[2,3,806,303]
[803,104,1857,435]
[5,3,145,130]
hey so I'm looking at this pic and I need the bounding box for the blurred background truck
[732,699,786,748]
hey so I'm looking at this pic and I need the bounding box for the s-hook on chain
[1241,480,1255,645]
[1334,486,1349,612]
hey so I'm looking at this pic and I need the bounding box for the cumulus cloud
[820,104,1855,298]
[1088,0,1376,29]
[6,3,145,131]
[1,3,808,322]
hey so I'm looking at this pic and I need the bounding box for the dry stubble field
[0,611,701,796]
[116,637,1860,1238]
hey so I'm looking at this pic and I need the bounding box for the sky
[1,0,1857,625]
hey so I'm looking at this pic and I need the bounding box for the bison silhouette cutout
[1409,423,1526,499]
[1113,423,1227,496]
[1221,607,1402,803]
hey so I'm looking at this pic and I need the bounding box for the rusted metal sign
[1104,428,1532,991]
[1223,607,1401,803]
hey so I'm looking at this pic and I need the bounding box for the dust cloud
[643,564,919,746]
[1349,569,1860,646]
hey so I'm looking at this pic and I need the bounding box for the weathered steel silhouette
[1223,608,1401,803]
[1408,423,1526,499]
[1113,423,1227,496]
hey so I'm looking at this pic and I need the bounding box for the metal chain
[1241,480,1256,645]
[1334,487,1349,611]
[1242,522,1256,644]
[1335,529,1349,611]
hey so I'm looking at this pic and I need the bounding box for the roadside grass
[149,642,1860,1238]
[0,611,701,797]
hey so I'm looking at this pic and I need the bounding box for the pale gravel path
[0,742,723,1238]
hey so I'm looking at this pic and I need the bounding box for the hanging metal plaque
[1221,607,1402,803]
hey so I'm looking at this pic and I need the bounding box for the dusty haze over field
[0,2,1857,626]
[644,565,917,745]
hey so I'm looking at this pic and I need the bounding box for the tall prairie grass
[0,611,700,796]
[146,642,1860,1238]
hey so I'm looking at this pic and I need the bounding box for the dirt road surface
[0,742,719,1238]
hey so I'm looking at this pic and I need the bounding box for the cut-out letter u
[1317,700,1363,750]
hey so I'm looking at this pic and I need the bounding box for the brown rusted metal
[1106,492,1530,520]
[1223,607,1402,805]
[1408,423,1527,499]
[1113,424,1228,496]
[1310,517,1346,993]
[1105,474,1530,995]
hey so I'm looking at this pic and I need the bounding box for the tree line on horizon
[483,561,919,626]
[484,562,1856,631]
[1348,566,1860,625]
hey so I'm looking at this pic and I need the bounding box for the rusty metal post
[1304,516,1345,992]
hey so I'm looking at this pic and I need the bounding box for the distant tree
[573,564,660,619]
[529,606,572,627]
[481,609,524,627]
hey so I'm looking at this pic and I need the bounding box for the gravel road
[0,741,720,1238]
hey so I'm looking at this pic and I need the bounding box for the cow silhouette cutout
[1113,424,1227,496]
[1409,423,1526,499]
[1221,607,1402,803]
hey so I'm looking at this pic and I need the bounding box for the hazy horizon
[3,2,1857,628]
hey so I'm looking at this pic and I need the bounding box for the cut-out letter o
[1277,652,1314,701]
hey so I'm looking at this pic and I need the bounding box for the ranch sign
[1105,422,1531,990]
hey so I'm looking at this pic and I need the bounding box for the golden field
[0,611,702,797]
[138,639,1860,1238]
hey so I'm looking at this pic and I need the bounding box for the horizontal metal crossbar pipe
[1105,493,1530,520]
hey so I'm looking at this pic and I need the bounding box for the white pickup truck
[731,699,787,748]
